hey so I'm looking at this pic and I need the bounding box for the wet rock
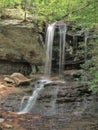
[64,69,81,81]
[1,76,97,119]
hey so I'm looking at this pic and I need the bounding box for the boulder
[4,73,31,86]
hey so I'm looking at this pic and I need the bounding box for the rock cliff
[0,20,45,75]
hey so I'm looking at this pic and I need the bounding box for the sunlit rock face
[0,19,86,75]
[0,20,45,75]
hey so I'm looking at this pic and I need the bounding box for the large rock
[0,20,45,75]
[4,73,31,86]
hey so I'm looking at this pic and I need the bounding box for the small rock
[4,73,31,86]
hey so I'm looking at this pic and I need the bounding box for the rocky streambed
[0,72,98,130]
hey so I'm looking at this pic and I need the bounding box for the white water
[44,22,66,114]
[18,78,52,114]
[45,22,67,77]
[19,96,30,111]
[45,23,56,76]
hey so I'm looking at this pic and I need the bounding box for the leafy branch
[63,3,90,18]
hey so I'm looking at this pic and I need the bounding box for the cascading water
[18,21,66,115]
[45,22,67,77]
[18,78,52,114]
[45,23,56,76]
[18,82,44,114]
[19,96,30,111]
[44,22,66,114]
[59,24,66,77]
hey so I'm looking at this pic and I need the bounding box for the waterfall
[18,78,52,114]
[45,22,67,77]
[45,23,56,76]
[18,21,66,115]
[59,24,66,77]
[18,82,44,114]
[19,96,30,111]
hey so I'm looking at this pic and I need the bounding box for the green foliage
[0,0,98,28]
[89,38,98,93]
[81,38,98,93]
[68,0,98,28]
[0,0,21,8]
[89,71,98,93]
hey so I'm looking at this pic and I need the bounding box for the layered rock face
[0,72,97,128]
[1,77,97,117]
[0,20,45,75]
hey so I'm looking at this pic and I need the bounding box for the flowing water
[18,78,52,114]
[48,85,59,115]
[59,24,66,77]
[44,22,66,114]
[45,23,56,76]
[45,22,67,77]
[18,22,67,114]
[19,96,30,111]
